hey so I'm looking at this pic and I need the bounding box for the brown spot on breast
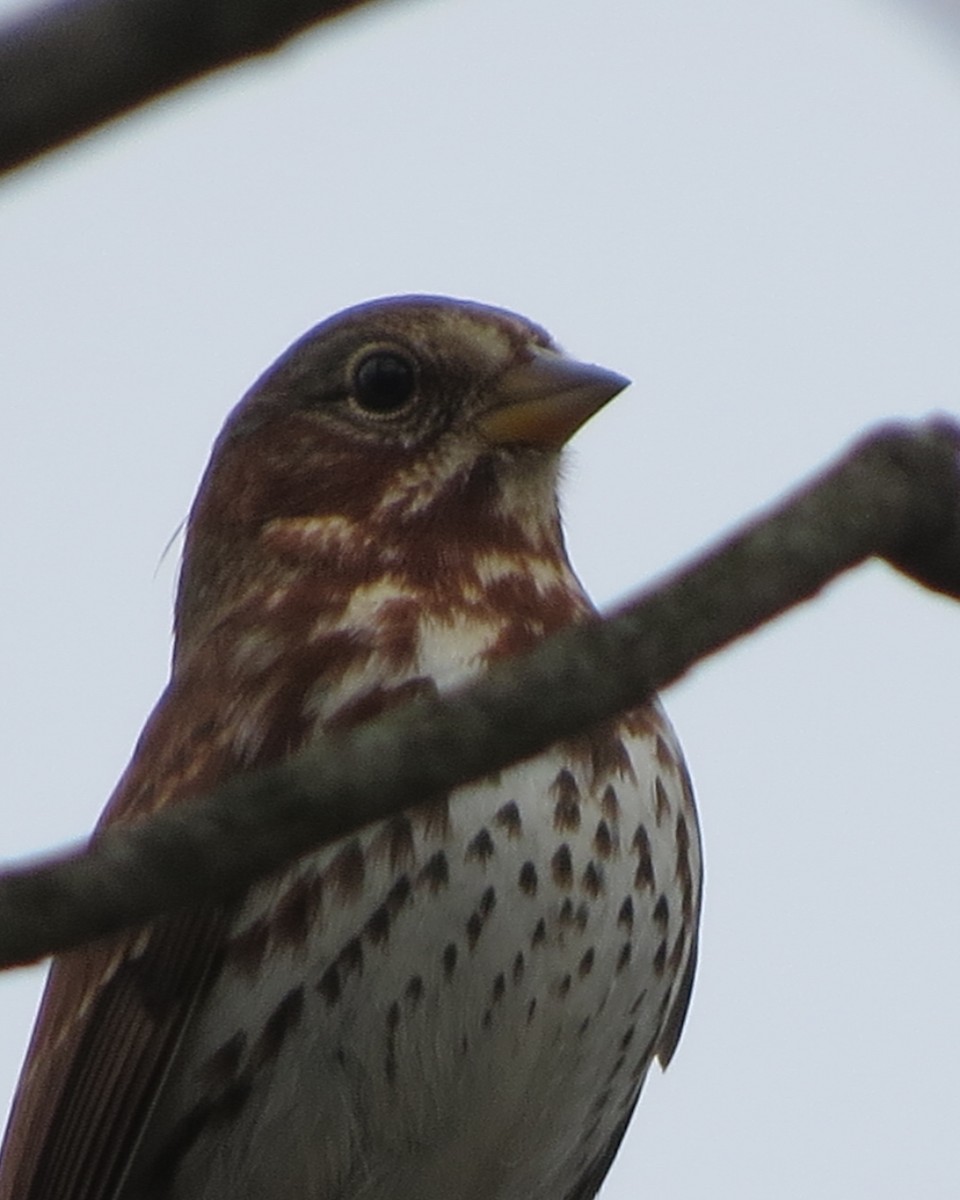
[551,768,582,832]
[675,813,695,923]
[601,784,620,822]
[202,1031,247,1090]
[578,948,595,978]
[617,943,632,972]
[466,912,483,948]
[252,985,304,1067]
[442,943,458,978]
[653,894,670,930]
[338,937,363,979]
[560,721,640,788]
[676,811,690,854]
[493,799,522,836]
[590,728,637,787]
[593,819,615,859]
[654,777,671,826]
[417,850,449,892]
[365,905,391,945]
[326,840,365,900]
[226,920,269,978]
[669,927,687,972]
[465,827,495,864]
[369,813,416,871]
[410,795,451,841]
[632,825,655,893]
[581,861,604,898]
[512,952,525,984]
[385,874,412,914]
[318,963,341,1005]
[618,896,634,931]
[274,872,323,949]
[653,940,667,975]
[405,975,424,1007]
[467,886,496,949]
[551,844,573,889]
[518,861,538,895]
[362,905,394,972]
[531,918,546,948]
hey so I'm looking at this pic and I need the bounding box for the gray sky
[1,0,959,1195]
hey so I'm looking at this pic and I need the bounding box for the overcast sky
[1,0,959,1196]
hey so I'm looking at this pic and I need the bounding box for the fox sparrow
[0,296,702,1200]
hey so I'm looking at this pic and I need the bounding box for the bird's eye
[352,351,417,415]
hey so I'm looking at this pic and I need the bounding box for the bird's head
[175,296,629,653]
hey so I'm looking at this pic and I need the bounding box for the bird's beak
[477,346,631,449]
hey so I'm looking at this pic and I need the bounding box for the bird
[0,295,702,1200]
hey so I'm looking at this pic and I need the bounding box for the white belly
[131,707,700,1200]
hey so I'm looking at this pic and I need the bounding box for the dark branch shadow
[0,0,388,175]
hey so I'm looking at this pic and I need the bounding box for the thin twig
[0,418,957,969]
[0,0,390,175]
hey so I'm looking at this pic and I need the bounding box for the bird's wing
[0,679,248,1200]
[0,910,230,1200]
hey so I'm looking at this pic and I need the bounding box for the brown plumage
[0,296,702,1200]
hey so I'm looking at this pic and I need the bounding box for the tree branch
[0,0,390,176]
[0,418,957,970]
